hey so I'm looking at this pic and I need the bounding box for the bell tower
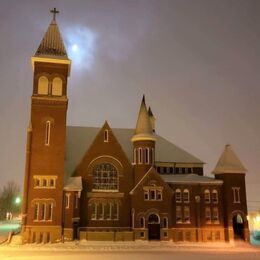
[22,9,71,243]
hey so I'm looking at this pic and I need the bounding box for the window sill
[33,220,52,222]
[34,187,56,189]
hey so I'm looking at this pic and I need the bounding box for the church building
[21,11,249,244]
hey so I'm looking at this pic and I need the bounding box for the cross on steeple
[50,8,59,21]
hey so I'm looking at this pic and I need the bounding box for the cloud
[64,25,98,70]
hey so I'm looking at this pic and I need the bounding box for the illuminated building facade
[21,13,249,243]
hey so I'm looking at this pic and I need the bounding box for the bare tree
[0,181,21,220]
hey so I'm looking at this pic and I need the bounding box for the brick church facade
[21,13,249,244]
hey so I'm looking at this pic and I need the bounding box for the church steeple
[31,8,71,74]
[22,9,71,244]
[35,11,67,58]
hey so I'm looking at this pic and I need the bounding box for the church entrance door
[232,214,244,240]
[148,214,160,240]
[73,221,79,240]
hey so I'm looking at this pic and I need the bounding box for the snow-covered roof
[160,174,223,184]
[64,176,82,191]
[212,144,247,175]
[132,96,155,142]
[65,126,204,180]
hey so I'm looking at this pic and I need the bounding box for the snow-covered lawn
[0,240,260,260]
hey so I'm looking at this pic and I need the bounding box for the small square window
[140,231,145,238]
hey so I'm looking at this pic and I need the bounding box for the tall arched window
[144,148,149,164]
[163,217,168,228]
[92,163,118,191]
[183,189,190,203]
[52,77,63,96]
[45,121,51,146]
[140,217,145,228]
[38,76,49,95]
[138,148,143,164]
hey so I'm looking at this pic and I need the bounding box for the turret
[148,106,156,133]
[212,144,249,242]
[131,96,156,184]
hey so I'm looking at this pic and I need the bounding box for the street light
[15,197,21,205]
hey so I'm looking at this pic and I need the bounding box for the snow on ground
[0,240,260,260]
[0,220,20,243]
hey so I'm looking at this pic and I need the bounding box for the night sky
[0,0,259,211]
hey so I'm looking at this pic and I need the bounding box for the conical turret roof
[212,144,247,174]
[132,96,155,142]
[148,106,156,133]
[34,19,68,58]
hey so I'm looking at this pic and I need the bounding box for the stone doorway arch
[232,213,245,240]
[148,213,160,240]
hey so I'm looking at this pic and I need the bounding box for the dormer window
[104,129,109,142]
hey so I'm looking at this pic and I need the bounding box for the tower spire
[131,96,155,142]
[212,144,247,174]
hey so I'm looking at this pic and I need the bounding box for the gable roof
[129,167,173,195]
[212,144,247,174]
[34,20,68,58]
[65,126,203,180]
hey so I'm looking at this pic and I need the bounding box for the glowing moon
[72,44,78,52]
[65,26,97,70]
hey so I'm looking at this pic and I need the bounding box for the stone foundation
[22,225,62,244]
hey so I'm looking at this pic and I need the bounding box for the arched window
[138,148,143,164]
[52,77,63,96]
[204,189,210,203]
[175,189,182,203]
[163,217,168,228]
[45,121,51,146]
[212,190,218,204]
[144,148,149,164]
[92,163,118,191]
[148,214,160,224]
[140,217,145,228]
[38,76,49,95]
[104,129,109,142]
[183,189,190,203]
